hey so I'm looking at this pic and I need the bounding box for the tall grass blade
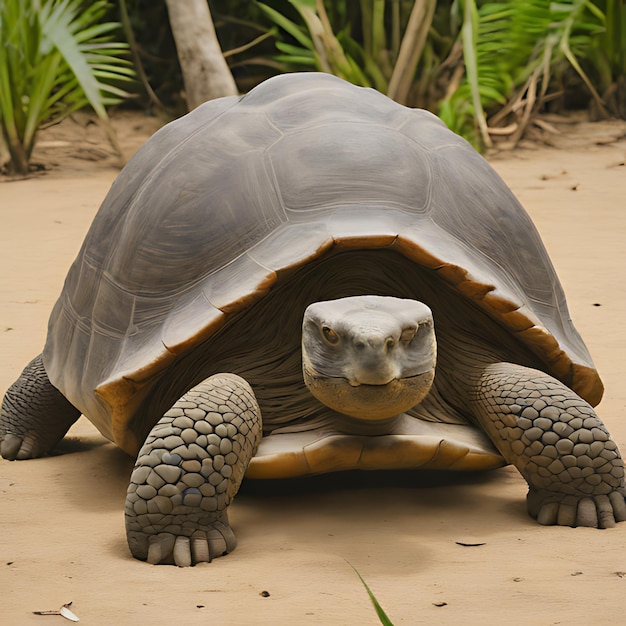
[461,0,492,147]
[257,2,314,49]
[350,565,395,626]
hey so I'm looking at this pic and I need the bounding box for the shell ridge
[121,98,241,216]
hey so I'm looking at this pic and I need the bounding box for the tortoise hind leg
[469,362,626,528]
[125,373,262,566]
[1,354,81,460]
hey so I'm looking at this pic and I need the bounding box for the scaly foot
[125,373,262,565]
[471,362,626,527]
[0,355,80,459]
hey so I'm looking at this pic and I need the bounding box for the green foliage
[0,0,134,175]
[351,565,395,626]
[121,1,278,107]
[257,0,437,105]
[438,0,607,147]
[119,0,182,109]
[256,0,616,148]
[587,0,626,116]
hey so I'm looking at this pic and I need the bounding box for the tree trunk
[164,0,238,110]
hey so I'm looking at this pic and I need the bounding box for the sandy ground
[1,111,626,626]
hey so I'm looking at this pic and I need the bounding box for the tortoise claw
[529,489,626,529]
[138,523,236,566]
[0,433,24,460]
[0,432,47,460]
[146,533,174,565]
[173,536,192,567]
[609,491,626,521]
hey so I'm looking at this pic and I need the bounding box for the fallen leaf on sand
[33,601,79,622]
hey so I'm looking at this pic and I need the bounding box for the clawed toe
[576,498,599,527]
[0,432,43,460]
[140,521,237,567]
[594,495,616,529]
[191,533,210,563]
[146,533,174,564]
[0,433,24,460]
[609,491,626,521]
[535,501,559,525]
[529,489,626,529]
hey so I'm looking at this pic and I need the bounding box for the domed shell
[43,73,602,455]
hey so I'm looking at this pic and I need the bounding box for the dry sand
[1,112,625,625]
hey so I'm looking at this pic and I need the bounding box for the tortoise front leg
[1,354,81,459]
[469,362,626,528]
[125,373,262,566]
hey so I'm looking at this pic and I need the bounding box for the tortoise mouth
[303,368,435,420]
[348,377,399,387]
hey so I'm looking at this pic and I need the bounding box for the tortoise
[2,72,625,567]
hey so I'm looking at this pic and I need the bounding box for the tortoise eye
[321,325,340,345]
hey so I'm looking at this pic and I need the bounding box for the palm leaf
[0,0,134,174]
[439,0,606,147]
[257,2,314,50]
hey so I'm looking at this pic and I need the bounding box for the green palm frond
[439,0,606,147]
[256,1,613,147]
[0,0,134,175]
[257,0,436,101]
[586,0,625,116]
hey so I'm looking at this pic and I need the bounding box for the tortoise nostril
[401,325,417,343]
[353,337,396,352]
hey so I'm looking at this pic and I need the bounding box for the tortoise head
[302,295,436,420]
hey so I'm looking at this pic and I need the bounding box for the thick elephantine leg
[470,362,626,528]
[125,373,262,566]
[0,354,81,460]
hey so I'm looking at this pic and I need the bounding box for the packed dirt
[1,109,625,625]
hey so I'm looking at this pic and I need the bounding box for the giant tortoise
[2,73,625,566]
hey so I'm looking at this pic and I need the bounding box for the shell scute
[91,274,135,337]
[201,253,277,313]
[256,73,409,132]
[161,292,225,354]
[246,222,334,274]
[269,124,432,213]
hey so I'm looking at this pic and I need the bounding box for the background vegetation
[1,0,624,174]
[0,0,134,175]
[122,0,626,147]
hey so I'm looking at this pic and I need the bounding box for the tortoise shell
[43,73,601,460]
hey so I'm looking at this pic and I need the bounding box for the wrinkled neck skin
[301,334,496,436]
[330,413,408,436]
[134,250,545,441]
[435,336,506,402]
